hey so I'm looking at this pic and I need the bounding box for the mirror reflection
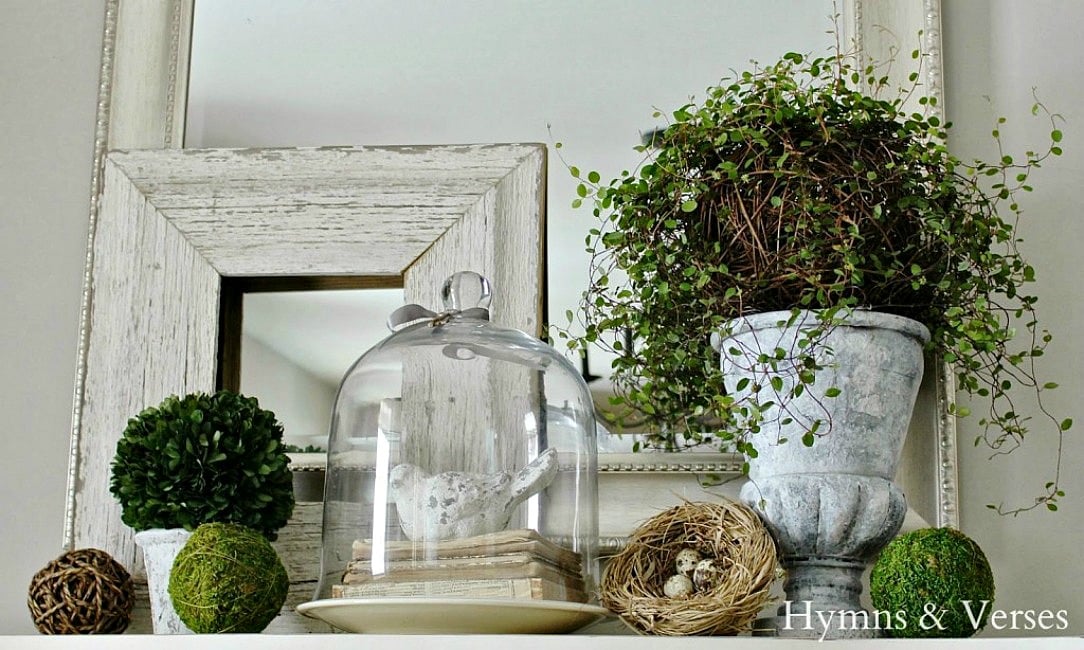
[240,289,404,450]
[188,0,835,383]
[239,290,646,454]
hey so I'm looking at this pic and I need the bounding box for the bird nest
[600,500,779,636]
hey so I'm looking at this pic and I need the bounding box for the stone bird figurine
[388,448,559,541]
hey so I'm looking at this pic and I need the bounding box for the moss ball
[870,527,994,638]
[168,523,288,633]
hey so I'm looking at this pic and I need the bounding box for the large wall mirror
[183,0,957,525]
[67,0,954,631]
[189,1,848,458]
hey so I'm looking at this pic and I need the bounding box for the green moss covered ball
[168,523,288,633]
[870,527,994,638]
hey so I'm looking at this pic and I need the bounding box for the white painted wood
[106,145,546,278]
[66,0,193,547]
[71,144,545,632]
[846,0,945,115]
[78,160,219,571]
[108,0,191,149]
[400,145,546,475]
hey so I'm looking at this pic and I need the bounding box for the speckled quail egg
[674,548,702,576]
[692,558,721,591]
[663,573,695,598]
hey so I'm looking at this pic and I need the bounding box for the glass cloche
[305,272,599,630]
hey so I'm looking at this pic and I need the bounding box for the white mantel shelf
[5,636,1083,649]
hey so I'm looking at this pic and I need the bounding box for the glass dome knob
[442,271,492,311]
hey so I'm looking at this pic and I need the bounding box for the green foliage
[870,527,995,638]
[110,391,295,539]
[559,45,1067,514]
[169,522,289,633]
[282,443,326,453]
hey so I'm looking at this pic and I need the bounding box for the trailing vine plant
[557,45,1068,514]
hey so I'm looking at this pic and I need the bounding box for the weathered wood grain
[400,146,546,476]
[107,146,547,277]
[71,144,545,632]
[77,160,220,572]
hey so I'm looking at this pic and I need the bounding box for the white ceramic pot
[714,309,929,639]
[133,528,193,634]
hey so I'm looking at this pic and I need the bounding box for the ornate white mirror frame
[66,0,956,577]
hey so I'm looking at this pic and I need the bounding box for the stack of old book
[333,529,587,602]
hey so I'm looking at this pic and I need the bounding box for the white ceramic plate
[296,597,611,634]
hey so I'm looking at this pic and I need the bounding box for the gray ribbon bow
[385,302,549,369]
[386,304,490,332]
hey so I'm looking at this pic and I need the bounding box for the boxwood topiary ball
[110,390,295,540]
[870,527,994,638]
[168,523,289,633]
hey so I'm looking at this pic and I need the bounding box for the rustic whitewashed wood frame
[74,144,545,632]
[68,1,956,625]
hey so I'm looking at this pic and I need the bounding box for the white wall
[945,0,1084,636]
[1,0,1082,636]
[0,0,105,633]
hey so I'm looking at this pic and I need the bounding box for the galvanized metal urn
[714,310,929,639]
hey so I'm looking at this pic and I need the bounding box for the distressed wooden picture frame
[70,144,545,631]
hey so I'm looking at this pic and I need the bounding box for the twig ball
[27,548,135,634]
[871,527,995,638]
[168,522,289,633]
[600,500,779,636]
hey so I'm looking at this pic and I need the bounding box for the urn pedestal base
[754,562,879,639]
[742,473,907,640]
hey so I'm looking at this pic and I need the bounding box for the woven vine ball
[27,548,135,634]
[600,501,779,636]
